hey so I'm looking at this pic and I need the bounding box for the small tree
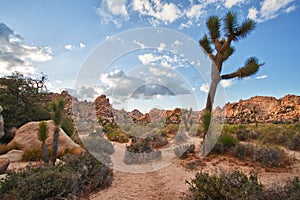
[50,99,65,166]
[38,121,49,164]
[199,12,264,151]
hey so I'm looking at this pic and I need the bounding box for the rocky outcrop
[221,94,300,124]
[8,121,79,152]
[0,158,9,174]
[94,95,114,123]
[0,150,24,162]
[93,94,299,125]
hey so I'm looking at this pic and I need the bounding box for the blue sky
[0,0,299,112]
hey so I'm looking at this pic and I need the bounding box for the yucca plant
[50,99,65,166]
[38,121,49,164]
[199,12,264,154]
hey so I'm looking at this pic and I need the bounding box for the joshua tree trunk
[51,127,59,166]
[202,63,221,156]
[42,142,49,164]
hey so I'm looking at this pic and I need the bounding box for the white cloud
[106,0,128,17]
[149,66,167,76]
[200,83,209,93]
[96,0,297,28]
[256,75,268,79]
[79,42,86,49]
[0,23,52,76]
[97,0,129,28]
[99,69,190,100]
[259,0,295,21]
[224,0,247,8]
[55,80,63,84]
[284,4,296,13]
[220,79,233,88]
[157,42,166,52]
[138,53,160,65]
[248,7,258,20]
[133,40,146,49]
[186,4,204,18]
[64,44,75,50]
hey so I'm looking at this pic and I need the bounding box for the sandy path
[91,162,195,200]
[91,149,300,200]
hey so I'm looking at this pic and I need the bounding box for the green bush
[22,148,43,161]
[107,130,129,143]
[61,117,75,137]
[0,144,16,155]
[236,128,250,141]
[0,153,113,199]
[124,137,162,164]
[233,143,290,168]
[287,133,300,151]
[82,135,114,166]
[185,171,264,200]
[212,133,239,154]
[185,171,300,200]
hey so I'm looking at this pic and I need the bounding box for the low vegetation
[0,153,113,199]
[124,136,162,164]
[233,143,291,167]
[185,171,300,200]
[0,144,17,155]
[222,123,300,150]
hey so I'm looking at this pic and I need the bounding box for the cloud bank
[0,23,52,76]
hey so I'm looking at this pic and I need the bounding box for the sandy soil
[91,149,300,200]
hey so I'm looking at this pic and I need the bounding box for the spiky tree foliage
[199,11,264,131]
[50,99,65,166]
[38,121,49,164]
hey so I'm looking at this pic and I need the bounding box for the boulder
[0,150,24,162]
[8,121,80,152]
[0,158,9,174]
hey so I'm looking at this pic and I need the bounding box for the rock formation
[94,95,114,123]
[92,94,299,125]
[0,158,9,174]
[220,94,300,124]
[8,121,79,152]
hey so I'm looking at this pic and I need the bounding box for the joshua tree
[38,121,49,164]
[50,99,65,166]
[199,11,264,133]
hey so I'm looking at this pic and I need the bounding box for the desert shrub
[22,147,82,162]
[233,143,290,167]
[201,111,211,134]
[22,148,43,161]
[82,135,114,165]
[0,144,16,155]
[160,124,179,136]
[253,145,289,167]
[233,143,254,160]
[107,130,129,143]
[185,171,300,200]
[124,137,161,164]
[287,133,300,151]
[236,128,250,141]
[126,138,152,153]
[83,135,114,155]
[124,150,161,164]
[148,134,168,148]
[61,117,75,137]
[0,153,113,199]
[185,171,264,200]
[212,133,239,154]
